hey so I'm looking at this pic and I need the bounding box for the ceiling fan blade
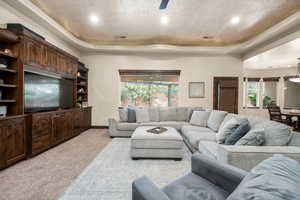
[160,0,169,9]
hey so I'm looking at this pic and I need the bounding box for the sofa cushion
[118,107,128,122]
[117,122,140,131]
[159,107,177,121]
[176,107,188,121]
[148,107,160,122]
[198,141,219,160]
[248,117,293,146]
[189,110,211,127]
[127,107,137,123]
[227,154,300,200]
[187,107,204,121]
[181,125,215,135]
[216,118,240,144]
[288,132,300,147]
[219,113,239,130]
[235,128,265,146]
[183,130,216,149]
[207,110,228,132]
[135,108,150,123]
[225,119,250,145]
[163,173,229,200]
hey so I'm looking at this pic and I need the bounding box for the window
[246,78,260,108]
[284,78,300,109]
[262,78,279,108]
[119,70,180,107]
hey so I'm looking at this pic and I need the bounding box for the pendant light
[289,58,300,83]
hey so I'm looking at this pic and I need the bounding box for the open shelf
[0,84,17,88]
[0,100,16,103]
[0,68,17,73]
[77,75,87,80]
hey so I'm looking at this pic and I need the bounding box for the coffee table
[131,126,184,160]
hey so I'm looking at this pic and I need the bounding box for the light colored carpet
[0,129,112,200]
[60,138,192,200]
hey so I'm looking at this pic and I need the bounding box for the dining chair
[267,105,293,127]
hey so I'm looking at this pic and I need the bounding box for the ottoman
[131,126,184,160]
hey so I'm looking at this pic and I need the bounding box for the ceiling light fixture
[289,58,300,83]
[230,16,240,25]
[90,14,99,24]
[161,16,169,25]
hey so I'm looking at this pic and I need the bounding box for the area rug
[59,138,192,200]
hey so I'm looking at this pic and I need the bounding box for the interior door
[213,77,239,114]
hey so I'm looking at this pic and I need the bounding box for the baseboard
[91,126,109,129]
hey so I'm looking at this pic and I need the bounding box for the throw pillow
[187,107,204,121]
[207,110,228,132]
[127,107,137,123]
[148,107,159,122]
[135,108,150,123]
[235,128,265,146]
[225,119,250,145]
[216,118,240,144]
[189,110,211,127]
[118,107,128,122]
[227,155,300,200]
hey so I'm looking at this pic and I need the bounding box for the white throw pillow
[207,110,228,132]
[216,118,239,144]
[135,108,150,123]
[189,111,211,127]
[118,107,128,122]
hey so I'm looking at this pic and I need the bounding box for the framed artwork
[189,82,205,98]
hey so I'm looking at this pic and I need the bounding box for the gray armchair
[132,153,248,200]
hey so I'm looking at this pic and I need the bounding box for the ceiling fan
[160,0,170,9]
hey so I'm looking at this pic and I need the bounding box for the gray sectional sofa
[108,107,300,171]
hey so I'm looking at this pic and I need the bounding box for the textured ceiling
[244,38,300,70]
[29,0,300,46]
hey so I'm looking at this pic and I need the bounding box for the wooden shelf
[77,75,87,80]
[77,83,87,87]
[0,100,16,103]
[0,51,17,59]
[0,84,17,88]
[77,92,87,95]
[0,68,17,73]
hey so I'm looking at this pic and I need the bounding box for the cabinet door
[65,111,74,139]
[5,118,26,166]
[32,114,52,155]
[73,110,83,135]
[0,125,6,169]
[47,47,58,72]
[52,113,66,145]
[40,45,48,67]
[71,59,78,76]
[83,108,92,131]
[24,37,43,66]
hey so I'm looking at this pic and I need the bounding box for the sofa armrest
[218,145,300,171]
[108,118,119,137]
[191,153,247,193]
[132,176,170,200]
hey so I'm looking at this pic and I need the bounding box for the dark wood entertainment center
[0,24,92,170]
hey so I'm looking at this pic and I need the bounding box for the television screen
[24,72,73,113]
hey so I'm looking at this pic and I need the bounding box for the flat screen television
[24,71,74,113]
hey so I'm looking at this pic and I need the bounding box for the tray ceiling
[29,0,300,46]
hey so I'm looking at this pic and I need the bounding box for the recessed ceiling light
[230,16,240,25]
[161,16,169,25]
[203,36,214,40]
[90,14,99,24]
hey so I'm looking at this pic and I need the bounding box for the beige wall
[0,1,80,57]
[81,54,243,126]
[242,67,297,118]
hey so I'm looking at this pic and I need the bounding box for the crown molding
[4,0,300,59]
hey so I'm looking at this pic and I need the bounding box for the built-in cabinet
[0,25,93,170]
[28,107,92,157]
[0,115,26,170]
